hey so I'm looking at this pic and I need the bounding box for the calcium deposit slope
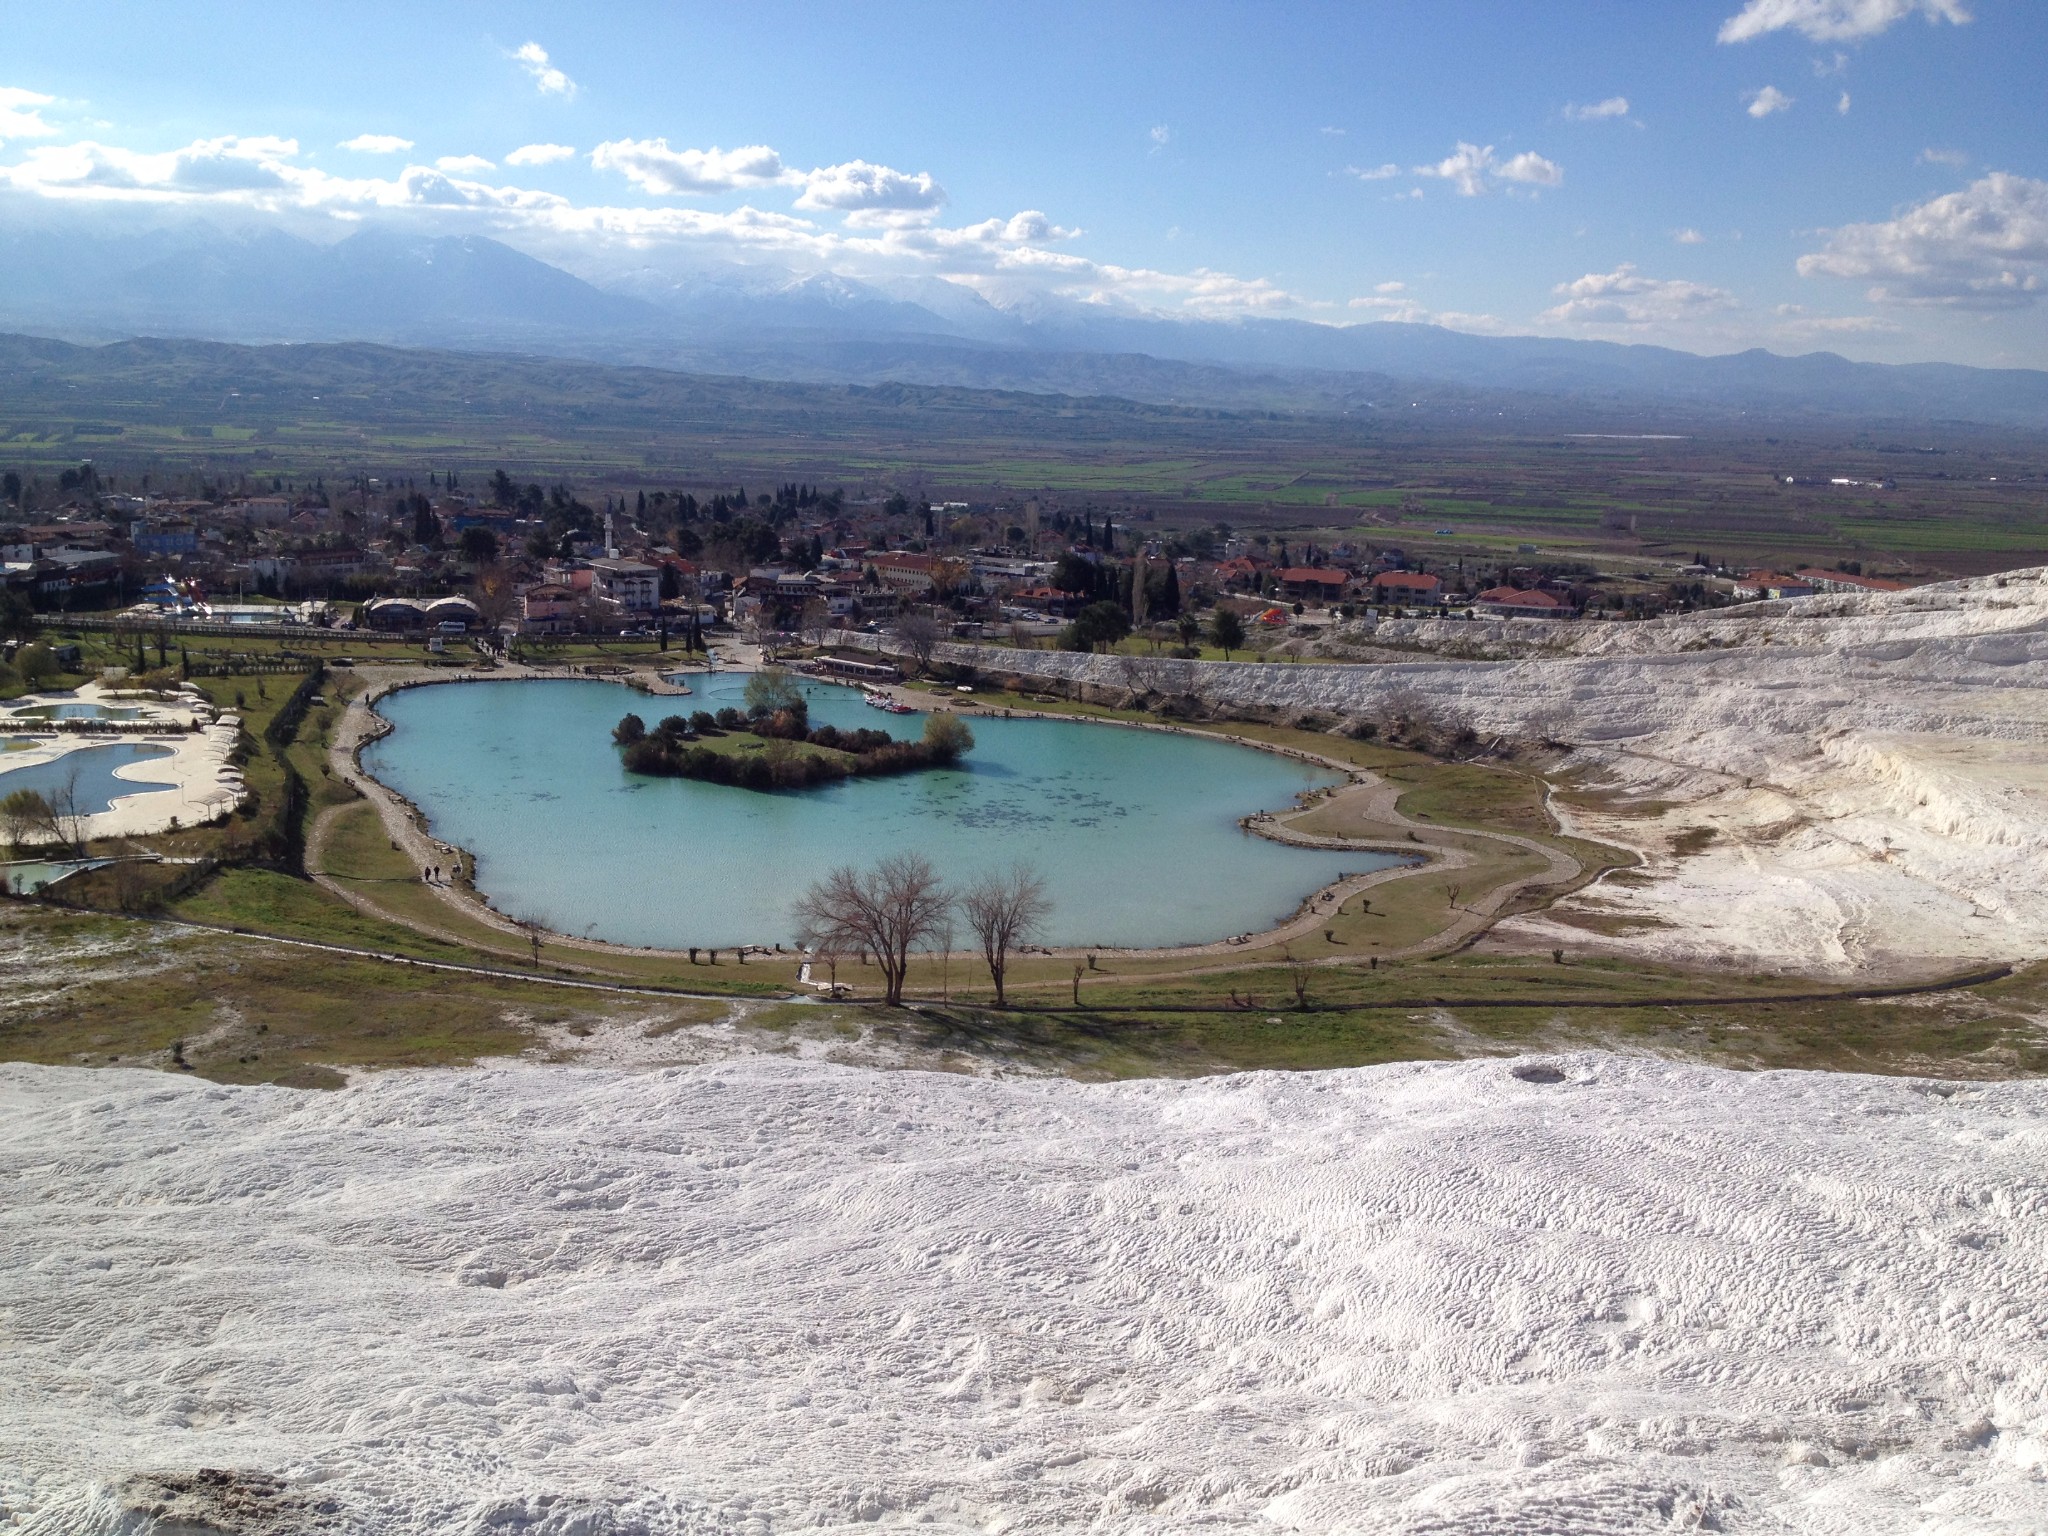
[3,1056,2045,1533]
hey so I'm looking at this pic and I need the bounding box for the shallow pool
[0,744,179,815]
[9,703,144,721]
[1,858,113,895]
[363,677,1408,949]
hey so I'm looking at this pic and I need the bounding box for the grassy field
[5,903,2040,1086]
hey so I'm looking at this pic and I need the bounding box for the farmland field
[4,332,2046,574]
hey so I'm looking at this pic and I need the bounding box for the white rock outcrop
[2,1056,2044,1533]
[906,570,2048,976]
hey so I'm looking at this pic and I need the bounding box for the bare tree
[48,761,89,855]
[799,596,832,649]
[892,611,945,676]
[1,789,57,853]
[960,864,1051,1007]
[513,913,551,969]
[793,853,950,1006]
[1285,949,1313,1009]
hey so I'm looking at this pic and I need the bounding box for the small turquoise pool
[9,703,144,721]
[0,744,179,814]
[1,859,113,895]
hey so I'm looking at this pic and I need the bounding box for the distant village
[1,461,1914,643]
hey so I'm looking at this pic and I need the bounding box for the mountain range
[2,215,2045,430]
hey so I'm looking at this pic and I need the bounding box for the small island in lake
[612,670,972,790]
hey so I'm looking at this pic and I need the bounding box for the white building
[587,558,660,613]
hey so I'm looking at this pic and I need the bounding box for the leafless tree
[793,853,950,1007]
[48,761,89,855]
[892,611,945,676]
[1,788,57,853]
[799,597,832,649]
[513,912,550,969]
[1115,653,1169,700]
[959,864,1051,1006]
[1285,949,1313,1009]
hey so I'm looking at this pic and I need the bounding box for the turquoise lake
[363,676,1406,949]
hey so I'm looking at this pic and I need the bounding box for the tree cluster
[795,855,1049,1006]
[612,685,973,791]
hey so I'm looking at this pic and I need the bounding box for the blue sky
[3,0,2045,367]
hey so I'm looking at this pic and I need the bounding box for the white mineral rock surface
[4,1056,2045,1533]
[927,568,2048,978]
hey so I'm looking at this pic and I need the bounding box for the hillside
[5,220,2047,427]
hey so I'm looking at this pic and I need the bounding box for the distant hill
[2,217,2045,428]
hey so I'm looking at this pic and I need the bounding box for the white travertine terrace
[926,568,2048,978]
[1,1055,2044,1534]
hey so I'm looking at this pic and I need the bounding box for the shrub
[922,712,975,763]
[613,713,647,746]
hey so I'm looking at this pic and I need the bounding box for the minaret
[604,511,618,559]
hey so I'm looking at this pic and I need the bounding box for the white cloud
[1837,89,1852,113]
[1541,264,1738,326]
[0,126,1318,322]
[796,160,946,214]
[0,85,58,143]
[1418,142,1494,196]
[512,42,576,99]
[1675,227,1707,244]
[339,133,412,155]
[1319,126,1345,137]
[1414,141,1563,196]
[1149,124,1171,149]
[1347,294,1510,333]
[1563,96,1631,121]
[506,142,576,167]
[0,132,578,216]
[1496,151,1563,187]
[590,138,796,196]
[435,154,496,175]
[1346,163,1402,181]
[1918,147,1968,167]
[1773,303,1901,336]
[1798,172,2048,308]
[1717,0,1970,43]
[1376,280,1406,294]
[1747,85,1795,117]
[0,134,305,197]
